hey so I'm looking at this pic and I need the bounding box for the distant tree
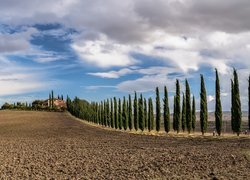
[200,75,208,135]
[192,96,196,132]
[144,98,148,129]
[134,92,138,131]
[215,69,222,136]
[128,94,133,130]
[186,79,192,134]
[163,86,170,133]
[61,95,64,100]
[148,98,154,132]
[156,87,161,132]
[49,94,52,108]
[175,80,181,133]
[232,69,242,136]
[122,96,128,130]
[51,90,54,108]
[114,97,118,129]
[103,100,107,126]
[231,79,235,133]
[106,99,110,127]
[173,96,176,131]
[118,98,122,130]
[110,98,114,128]
[139,94,144,131]
[181,93,186,132]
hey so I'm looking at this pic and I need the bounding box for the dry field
[0,110,249,179]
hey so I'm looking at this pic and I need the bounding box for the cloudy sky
[0,0,249,111]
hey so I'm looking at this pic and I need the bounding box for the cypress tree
[186,79,192,134]
[249,75,250,130]
[181,93,186,132]
[231,79,235,133]
[114,97,118,129]
[110,98,114,128]
[233,69,242,136]
[175,80,181,133]
[163,86,170,133]
[134,92,138,131]
[200,75,208,135]
[144,98,148,129]
[104,100,107,126]
[156,87,161,132]
[101,101,104,126]
[51,90,54,108]
[173,96,176,131]
[118,98,122,130]
[148,98,154,132]
[106,99,110,127]
[122,97,128,130]
[49,94,52,108]
[128,94,133,131]
[139,94,144,131]
[215,69,222,136]
[192,96,196,132]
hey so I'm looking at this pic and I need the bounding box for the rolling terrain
[0,110,249,179]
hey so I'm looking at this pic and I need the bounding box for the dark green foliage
[103,100,107,126]
[173,96,176,131]
[139,94,144,131]
[49,94,52,108]
[249,75,250,130]
[128,94,133,130]
[200,75,208,135]
[163,86,170,133]
[118,98,122,130]
[215,69,222,136]
[144,98,148,129]
[134,92,138,131]
[185,79,192,134]
[114,97,118,129]
[122,97,128,130]
[192,96,196,131]
[231,79,235,132]
[155,87,161,132]
[232,69,242,136]
[148,98,154,132]
[110,98,114,128]
[174,80,181,133]
[51,90,54,108]
[106,99,110,127]
[181,93,186,132]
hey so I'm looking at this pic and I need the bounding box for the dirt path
[0,111,249,179]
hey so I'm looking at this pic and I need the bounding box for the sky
[0,0,249,111]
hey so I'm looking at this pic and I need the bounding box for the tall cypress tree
[163,86,170,133]
[249,75,250,130]
[122,96,128,130]
[110,98,114,128]
[200,75,208,135]
[192,96,196,132]
[49,93,52,108]
[181,93,186,132]
[186,79,192,134]
[156,87,161,132]
[215,69,222,136]
[114,97,118,129]
[175,80,181,133]
[104,100,107,126]
[134,92,138,131]
[148,98,154,132]
[101,101,104,126]
[139,94,144,131]
[51,90,54,108]
[106,99,110,127]
[173,96,176,131]
[231,79,235,133]
[233,69,242,136]
[118,98,122,130]
[144,98,148,129]
[128,94,133,131]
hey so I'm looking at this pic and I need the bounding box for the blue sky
[0,0,249,111]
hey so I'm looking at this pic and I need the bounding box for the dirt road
[0,111,249,179]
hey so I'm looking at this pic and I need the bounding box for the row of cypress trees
[67,69,249,136]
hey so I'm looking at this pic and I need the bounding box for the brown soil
[0,110,249,179]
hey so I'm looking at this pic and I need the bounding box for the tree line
[66,69,249,136]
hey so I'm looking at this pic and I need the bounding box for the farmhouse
[43,99,66,109]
